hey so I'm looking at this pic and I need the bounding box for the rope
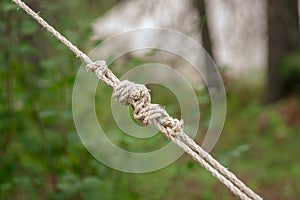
[11,0,263,199]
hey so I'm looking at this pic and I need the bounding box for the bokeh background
[1,0,300,199]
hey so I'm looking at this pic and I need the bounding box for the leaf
[1,2,17,12]
[81,176,103,200]
[21,20,38,35]
[39,110,56,119]
[16,43,36,54]
[58,173,81,193]
[291,165,300,178]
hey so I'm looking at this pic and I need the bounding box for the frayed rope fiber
[11,0,263,199]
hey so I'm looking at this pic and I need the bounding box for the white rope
[170,136,251,200]
[112,80,262,200]
[11,0,263,199]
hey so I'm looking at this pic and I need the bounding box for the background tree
[266,0,299,103]
[193,0,212,57]
[193,0,220,91]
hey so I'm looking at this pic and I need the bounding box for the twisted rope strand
[11,0,263,199]
[12,0,91,64]
[113,80,262,200]
[170,136,252,200]
[11,0,119,88]
[179,132,262,200]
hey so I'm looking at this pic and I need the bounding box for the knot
[85,60,108,77]
[134,104,168,126]
[113,80,184,138]
[113,80,150,106]
[160,118,184,138]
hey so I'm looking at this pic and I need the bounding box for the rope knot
[158,117,184,138]
[113,80,184,138]
[113,80,150,106]
[85,60,107,76]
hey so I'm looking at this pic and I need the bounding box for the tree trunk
[193,0,213,57]
[193,0,219,91]
[266,0,299,103]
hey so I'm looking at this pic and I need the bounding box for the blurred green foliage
[1,0,300,199]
